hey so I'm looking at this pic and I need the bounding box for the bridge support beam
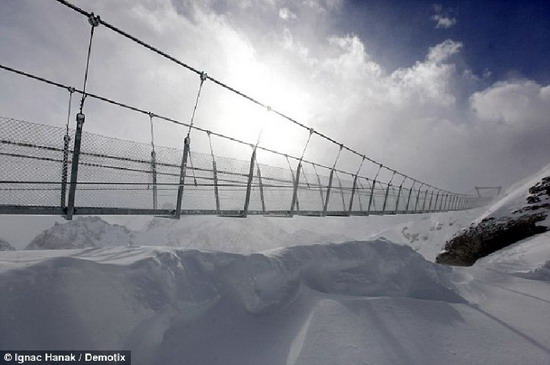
[175,136,190,219]
[66,112,85,220]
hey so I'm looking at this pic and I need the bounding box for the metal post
[207,132,220,214]
[175,136,190,219]
[348,174,359,214]
[421,189,429,212]
[382,183,392,213]
[405,182,416,213]
[357,180,365,212]
[413,184,424,213]
[323,169,335,215]
[256,164,266,214]
[348,157,365,214]
[367,180,377,213]
[60,88,74,210]
[150,149,158,210]
[212,158,220,214]
[149,113,158,210]
[336,173,347,212]
[60,132,70,210]
[427,190,435,212]
[323,145,343,216]
[242,147,257,217]
[433,192,440,212]
[394,184,403,213]
[66,112,85,220]
[313,164,325,211]
[290,162,302,215]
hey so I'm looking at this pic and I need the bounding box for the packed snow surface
[1,238,550,365]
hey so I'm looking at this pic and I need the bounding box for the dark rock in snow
[437,176,549,266]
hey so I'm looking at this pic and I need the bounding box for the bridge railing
[0,115,487,218]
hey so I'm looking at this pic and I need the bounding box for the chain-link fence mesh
[0,116,474,216]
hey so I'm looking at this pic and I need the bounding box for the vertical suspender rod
[149,112,158,210]
[66,13,99,220]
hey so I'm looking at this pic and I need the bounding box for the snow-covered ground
[1,237,549,364]
[0,166,549,364]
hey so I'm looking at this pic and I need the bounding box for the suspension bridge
[0,1,489,220]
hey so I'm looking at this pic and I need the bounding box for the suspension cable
[300,128,314,161]
[0,61,471,198]
[79,13,99,113]
[186,72,207,137]
[65,87,74,133]
[148,112,156,154]
[51,0,449,193]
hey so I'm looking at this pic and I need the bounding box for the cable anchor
[88,13,100,27]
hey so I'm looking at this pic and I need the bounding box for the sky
[0,0,549,193]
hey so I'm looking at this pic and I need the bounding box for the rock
[436,176,549,266]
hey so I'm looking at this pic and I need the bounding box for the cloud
[431,3,457,29]
[278,7,296,20]
[0,0,548,194]
[471,80,550,128]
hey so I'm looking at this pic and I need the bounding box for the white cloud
[432,14,457,29]
[431,4,457,29]
[471,80,550,128]
[278,7,297,20]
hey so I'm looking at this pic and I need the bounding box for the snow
[371,208,485,261]
[0,166,549,364]
[1,236,550,364]
[477,164,550,223]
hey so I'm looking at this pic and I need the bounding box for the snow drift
[2,238,550,365]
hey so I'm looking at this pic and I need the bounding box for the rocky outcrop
[437,176,549,266]
[26,217,134,250]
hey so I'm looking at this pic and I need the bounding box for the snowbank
[2,238,550,365]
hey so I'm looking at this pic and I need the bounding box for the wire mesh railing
[0,116,485,218]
